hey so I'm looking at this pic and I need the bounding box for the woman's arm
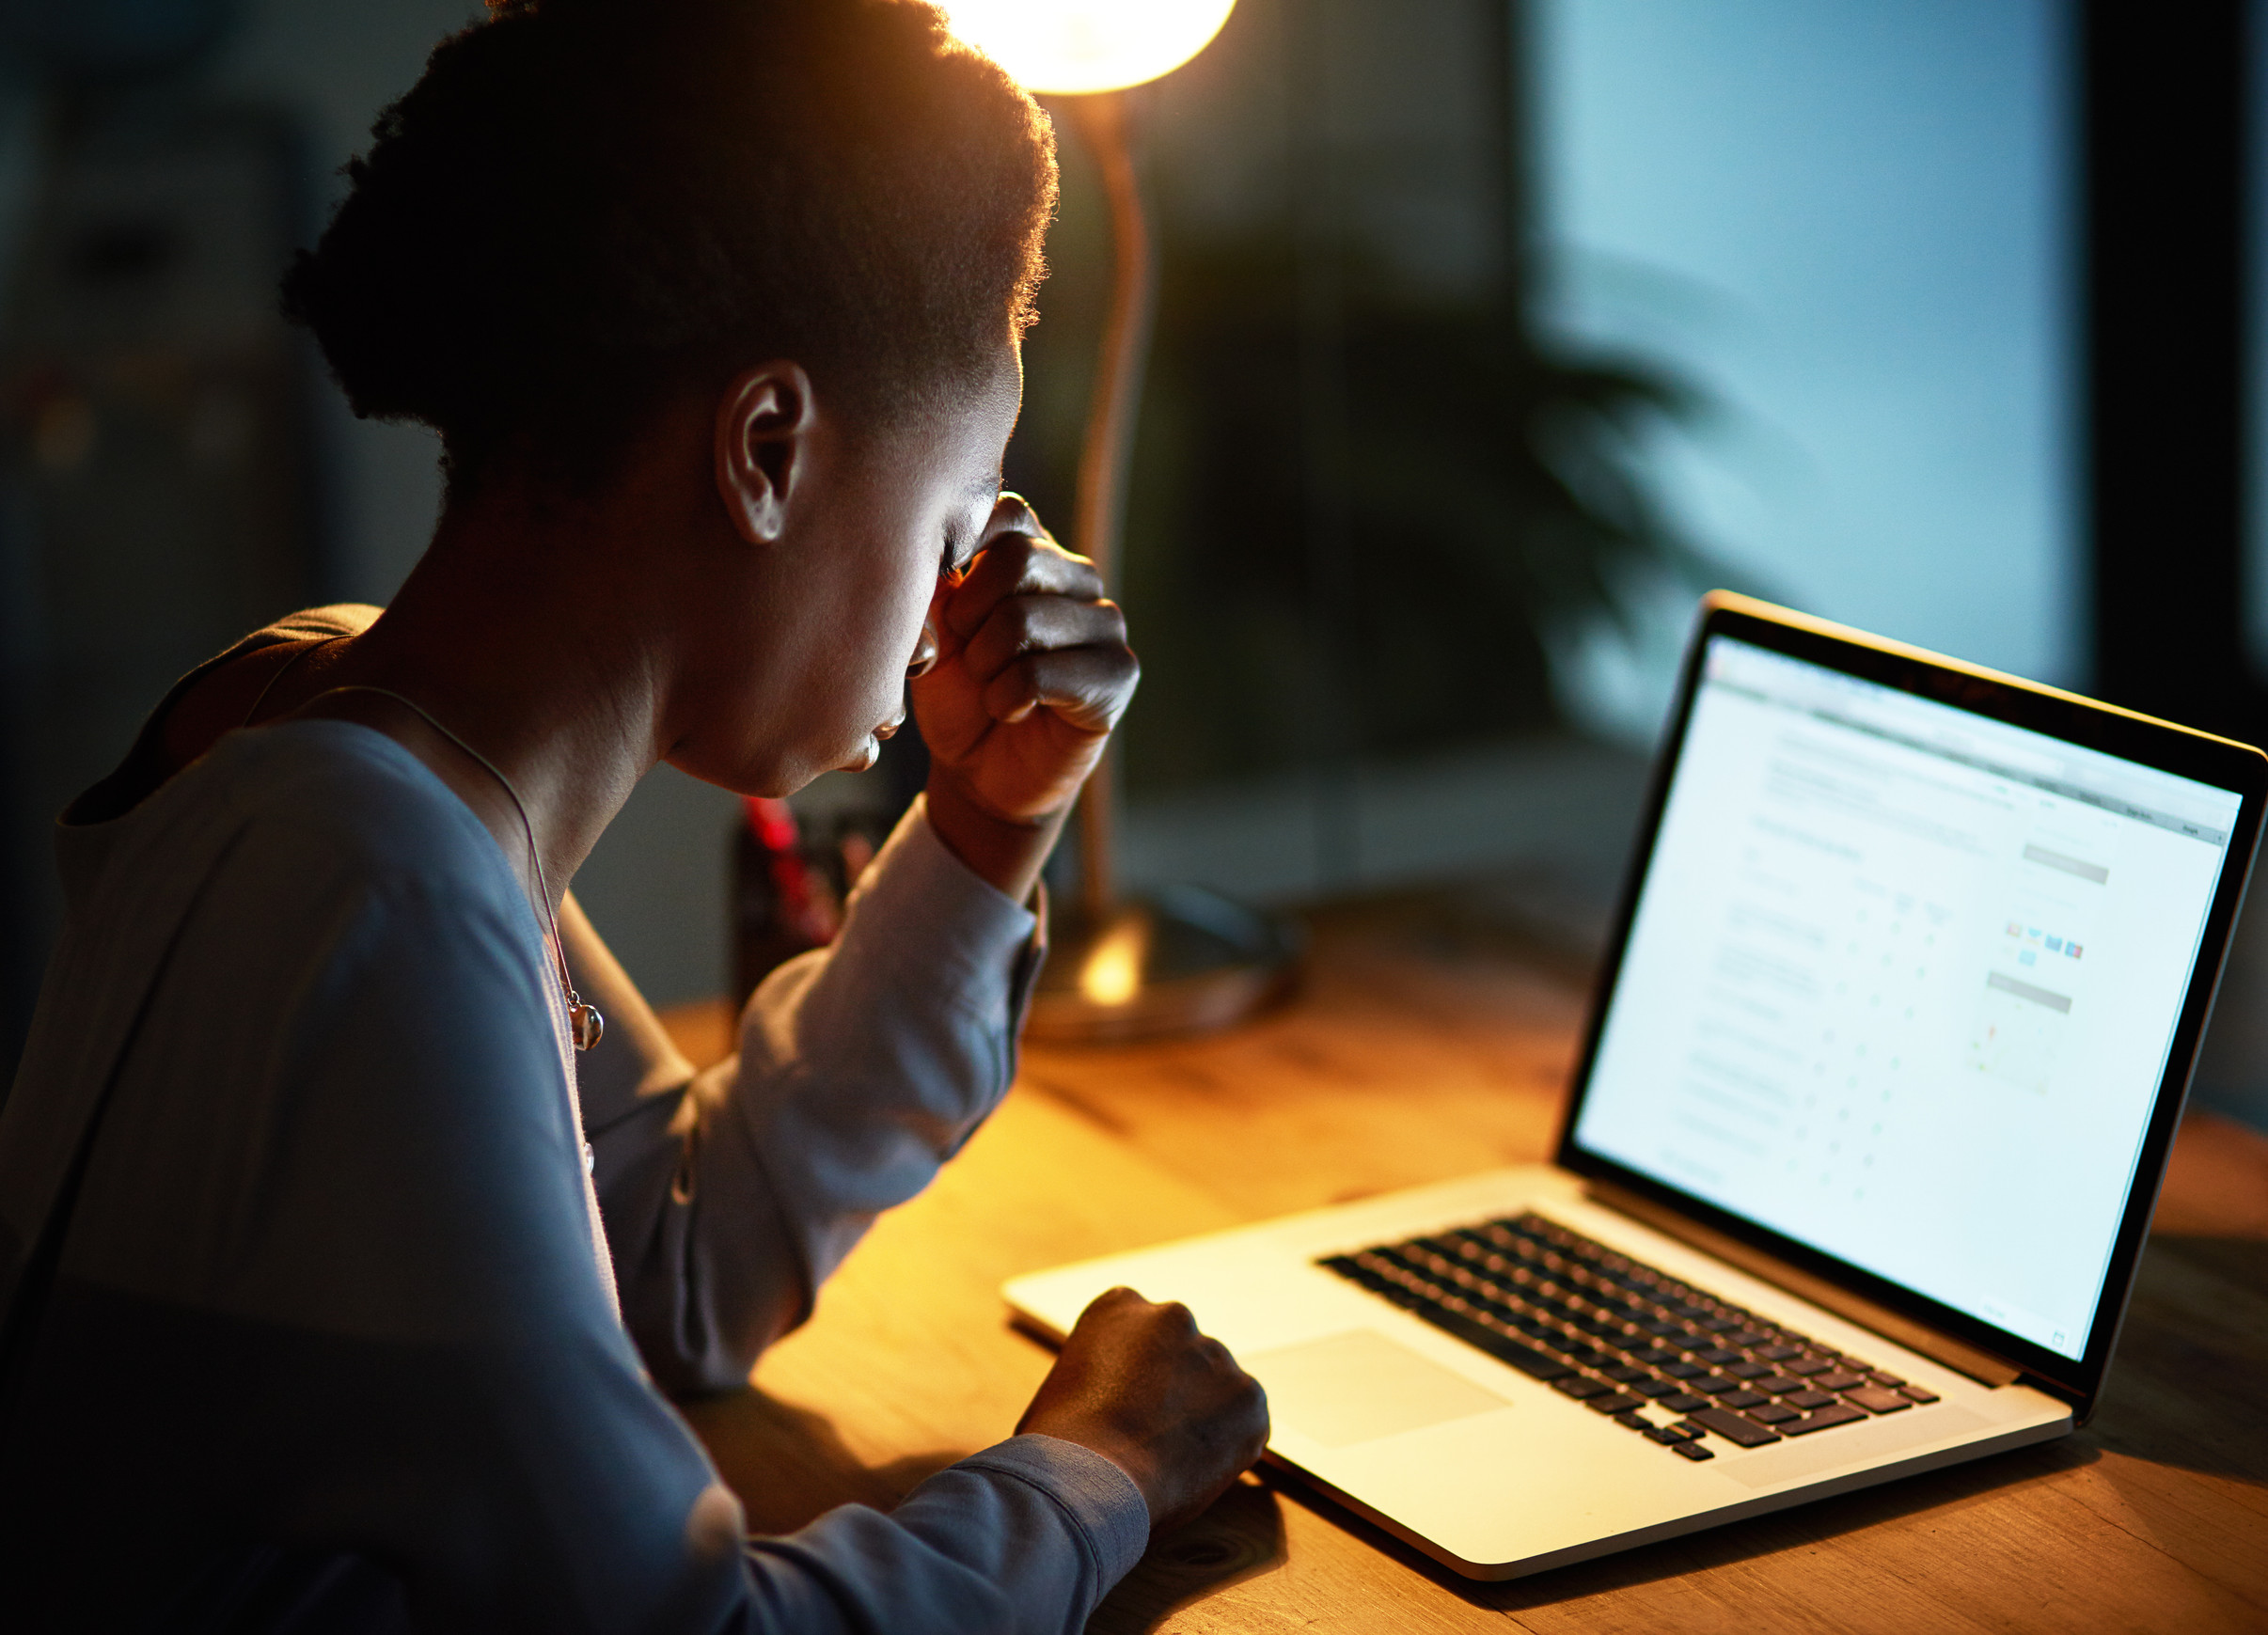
[583,795,1041,1394]
[274,830,1134,1632]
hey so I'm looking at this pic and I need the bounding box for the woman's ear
[715,362,818,545]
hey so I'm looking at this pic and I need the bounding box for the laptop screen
[1570,634,2245,1362]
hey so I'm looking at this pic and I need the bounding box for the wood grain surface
[661,892,2268,1633]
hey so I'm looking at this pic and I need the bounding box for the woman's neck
[299,489,673,907]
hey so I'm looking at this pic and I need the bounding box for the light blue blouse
[0,719,1146,1631]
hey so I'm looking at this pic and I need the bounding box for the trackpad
[1246,1329,1513,1449]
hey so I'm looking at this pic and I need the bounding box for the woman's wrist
[921,770,1069,904]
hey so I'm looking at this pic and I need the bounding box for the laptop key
[1783,1390,1836,1409]
[1727,1361,1772,1379]
[1757,1344,1802,1361]
[1756,1376,1808,1395]
[1660,1392,1710,1412]
[1841,1386,1914,1414]
[1719,1391,1770,1409]
[1553,1376,1613,1399]
[1671,1440,1716,1462]
[1780,1403,1868,1436]
[1813,1371,1867,1391]
[1687,1407,1782,1447]
[1613,1409,1652,1430]
[1747,1403,1799,1423]
[1693,1376,1744,1395]
[1631,1377,1679,1397]
[1587,1394,1650,1415]
[1866,1371,1906,1388]
[1898,1385,1942,1405]
[1786,1357,1833,1376]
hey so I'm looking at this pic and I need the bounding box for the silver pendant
[570,1000,605,1052]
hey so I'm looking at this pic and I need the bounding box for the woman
[0,1,1267,1628]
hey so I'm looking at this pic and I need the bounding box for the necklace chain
[306,684,604,1052]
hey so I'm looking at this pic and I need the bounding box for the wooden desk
[661,892,2268,1633]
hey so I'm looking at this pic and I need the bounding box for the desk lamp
[943,0,1299,1042]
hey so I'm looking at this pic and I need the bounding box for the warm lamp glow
[1078,914,1149,1006]
[942,0,1235,96]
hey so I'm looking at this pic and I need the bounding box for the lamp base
[1026,885,1302,1045]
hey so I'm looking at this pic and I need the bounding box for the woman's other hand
[1016,1287,1269,1537]
[910,495,1136,899]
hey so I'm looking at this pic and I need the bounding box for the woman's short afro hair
[283,0,1057,492]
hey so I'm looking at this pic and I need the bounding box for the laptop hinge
[1585,1182,2024,1388]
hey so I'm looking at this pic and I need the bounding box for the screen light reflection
[940,0,1236,96]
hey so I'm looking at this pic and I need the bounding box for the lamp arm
[1063,88,1157,920]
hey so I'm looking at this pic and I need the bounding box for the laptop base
[1004,1166,2072,1580]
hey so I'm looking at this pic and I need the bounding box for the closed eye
[941,517,985,578]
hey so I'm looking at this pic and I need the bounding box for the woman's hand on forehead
[911,495,1137,827]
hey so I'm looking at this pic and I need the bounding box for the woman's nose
[906,619,939,679]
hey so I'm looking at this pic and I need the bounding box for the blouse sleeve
[587,794,1045,1394]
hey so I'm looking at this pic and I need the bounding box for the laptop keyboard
[1318,1211,1941,1461]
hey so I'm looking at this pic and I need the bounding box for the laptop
[1004,592,2268,1580]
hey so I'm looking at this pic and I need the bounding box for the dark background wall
[0,1,2263,1132]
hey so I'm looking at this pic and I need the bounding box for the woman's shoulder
[71,719,525,934]
[216,718,514,890]
[65,604,386,827]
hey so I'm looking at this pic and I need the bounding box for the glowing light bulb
[941,0,1236,96]
[1078,913,1149,1007]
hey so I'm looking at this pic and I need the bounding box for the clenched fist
[1016,1287,1269,1536]
[909,495,1136,901]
